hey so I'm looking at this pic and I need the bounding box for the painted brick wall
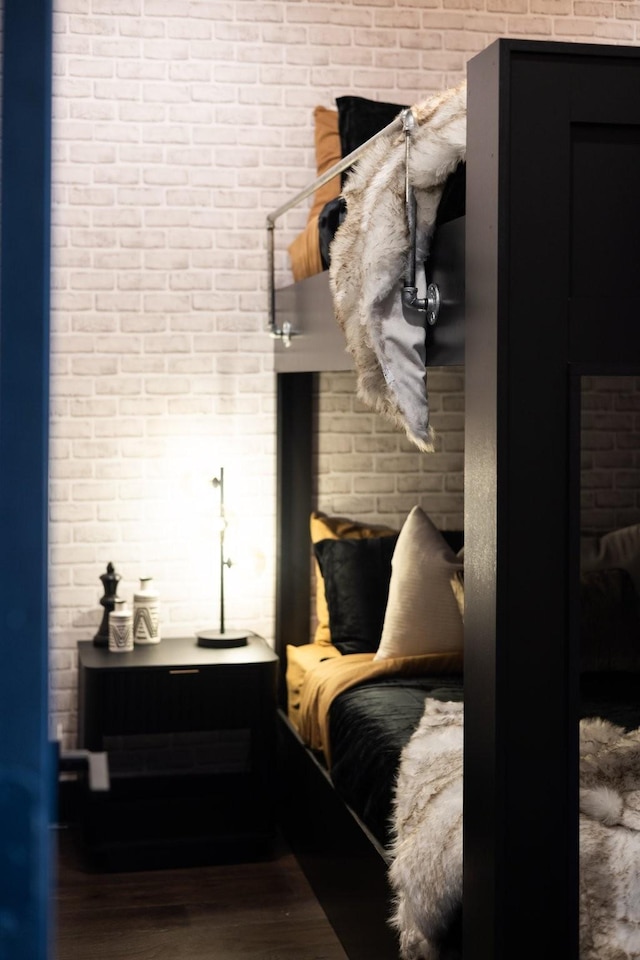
[314,368,465,532]
[50,2,640,748]
[315,372,640,536]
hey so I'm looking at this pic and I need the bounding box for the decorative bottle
[133,576,160,644]
[109,597,133,653]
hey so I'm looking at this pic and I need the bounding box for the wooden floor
[53,825,350,960]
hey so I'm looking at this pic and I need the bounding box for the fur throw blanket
[329,82,466,452]
[389,699,640,960]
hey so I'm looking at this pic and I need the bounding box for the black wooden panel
[569,121,640,362]
[426,215,465,365]
[570,300,640,364]
[276,711,399,960]
[570,123,640,298]
[94,665,265,736]
[275,372,314,705]
[465,39,640,960]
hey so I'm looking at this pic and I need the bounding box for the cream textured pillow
[375,505,464,660]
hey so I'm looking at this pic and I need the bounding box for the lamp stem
[196,466,247,648]
[218,466,225,634]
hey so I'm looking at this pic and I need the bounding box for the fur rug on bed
[329,82,466,452]
[389,699,640,960]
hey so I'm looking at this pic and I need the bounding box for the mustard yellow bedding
[297,650,464,765]
[285,643,342,732]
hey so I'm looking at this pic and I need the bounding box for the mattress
[328,675,464,847]
[327,671,640,849]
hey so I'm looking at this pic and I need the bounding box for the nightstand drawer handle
[169,668,200,675]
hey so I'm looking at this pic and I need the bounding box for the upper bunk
[270,215,465,374]
[267,92,467,376]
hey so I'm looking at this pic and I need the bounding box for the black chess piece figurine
[93,562,121,648]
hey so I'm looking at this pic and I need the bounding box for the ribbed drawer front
[103,728,252,778]
[97,665,264,736]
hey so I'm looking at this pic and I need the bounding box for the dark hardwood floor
[53,825,350,960]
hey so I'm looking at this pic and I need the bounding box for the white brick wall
[315,372,640,538]
[50,2,640,748]
[315,369,465,532]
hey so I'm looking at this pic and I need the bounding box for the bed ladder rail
[266,111,410,344]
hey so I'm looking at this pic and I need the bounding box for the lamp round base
[196,629,249,648]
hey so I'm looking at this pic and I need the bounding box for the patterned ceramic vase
[133,576,160,644]
[108,597,133,653]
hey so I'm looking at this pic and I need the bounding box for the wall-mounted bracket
[401,281,441,325]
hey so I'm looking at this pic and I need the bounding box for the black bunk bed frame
[273,39,640,960]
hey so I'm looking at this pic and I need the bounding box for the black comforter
[328,675,464,846]
[328,671,640,849]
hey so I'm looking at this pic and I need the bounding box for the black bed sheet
[328,671,640,849]
[328,675,464,848]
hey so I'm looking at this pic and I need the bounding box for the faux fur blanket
[329,82,467,452]
[389,699,640,960]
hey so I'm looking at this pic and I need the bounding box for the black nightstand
[76,633,279,869]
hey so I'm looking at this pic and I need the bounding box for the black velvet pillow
[336,95,407,185]
[580,567,640,672]
[336,95,408,157]
[313,536,398,655]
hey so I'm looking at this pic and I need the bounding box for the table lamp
[196,467,248,648]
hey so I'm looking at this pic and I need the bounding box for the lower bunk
[276,508,640,960]
[278,668,640,960]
